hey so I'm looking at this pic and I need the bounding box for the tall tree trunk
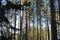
[14,10,16,40]
[20,0,24,40]
[36,0,41,40]
[0,16,3,40]
[20,10,23,40]
[58,0,60,20]
[46,0,50,40]
[50,0,57,40]
[26,7,29,40]
[25,1,29,40]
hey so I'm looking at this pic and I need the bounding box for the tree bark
[58,0,60,20]
[20,10,23,40]
[46,0,50,40]
[50,0,57,40]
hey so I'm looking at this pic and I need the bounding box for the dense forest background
[0,0,60,40]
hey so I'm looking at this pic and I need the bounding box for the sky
[1,0,7,5]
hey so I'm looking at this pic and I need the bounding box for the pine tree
[50,0,57,40]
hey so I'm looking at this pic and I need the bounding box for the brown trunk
[20,0,24,40]
[20,10,23,40]
[25,1,29,40]
[36,0,41,40]
[46,0,50,40]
